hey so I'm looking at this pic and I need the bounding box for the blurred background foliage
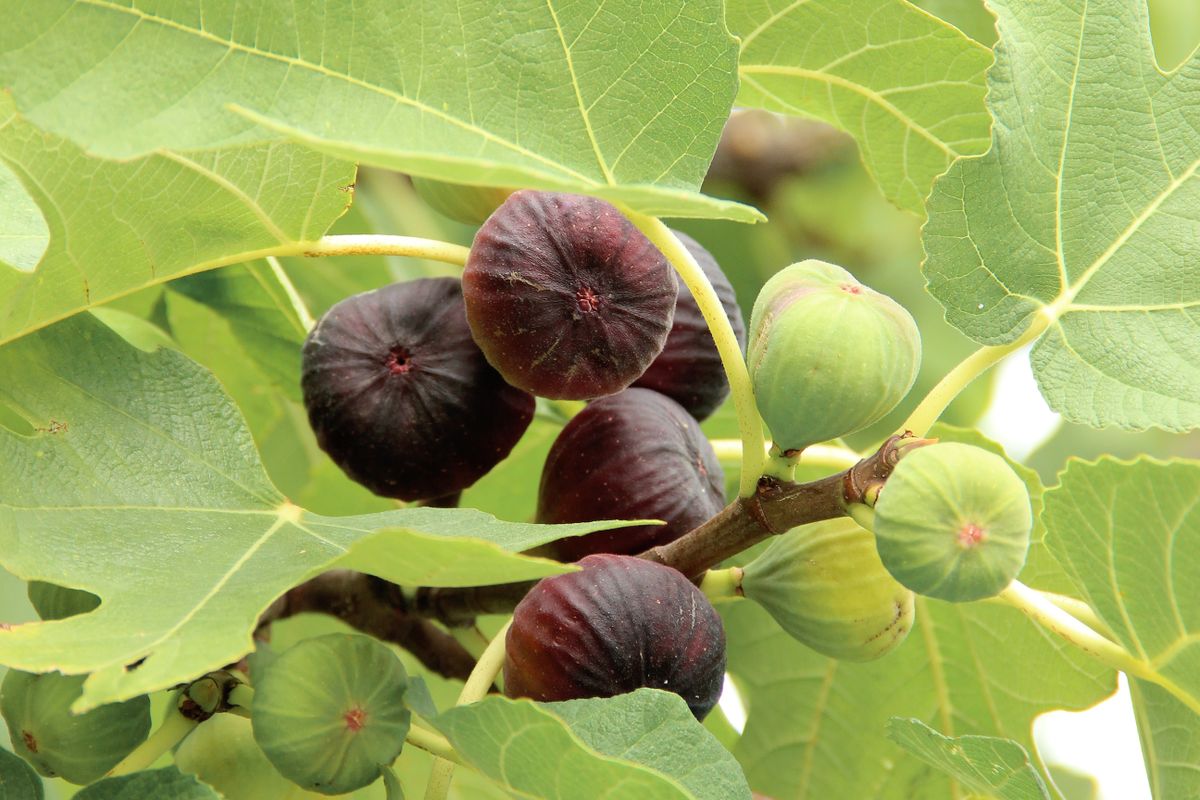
[2,0,1197,797]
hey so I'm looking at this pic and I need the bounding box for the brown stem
[416,434,924,624]
[262,570,478,681]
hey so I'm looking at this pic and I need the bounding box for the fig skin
[0,671,150,784]
[301,278,535,501]
[741,518,914,661]
[537,388,725,561]
[411,176,512,226]
[463,190,678,400]
[504,554,726,719]
[632,231,746,420]
[177,714,323,800]
[873,442,1032,602]
[748,260,920,453]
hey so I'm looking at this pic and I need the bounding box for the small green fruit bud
[741,518,914,661]
[411,176,512,225]
[0,671,150,784]
[252,633,411,795]
[873,442,1032,602]
[747,260,921,452]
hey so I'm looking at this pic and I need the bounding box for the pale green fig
[252,633,411,795]
[411,176,512,225]
[747,260,920,452]
[176,714,325,800]
[27,581,100,621]
[873,442,1032,602]
[741,518,914,661]
[0,671,150,784]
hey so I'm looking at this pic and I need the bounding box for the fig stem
[302,234,472,265]
[625,212,768,497]
[265,256,316,332]
[425,619,512,800]
[406,725,463,765]
[700,567,743,601]
[106,694,197,777]
[999,581,1200,715]
[709,439,862,472]
[899,316,1049,437]
[845,503,876,531]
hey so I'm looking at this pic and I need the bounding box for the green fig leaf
[169,261,311,401]
[887,718,1051,800]
[74,767,220,800]
[0,93,353,348]
[1043,458,1200,716]
[1128,679,1200,800]
[922,0,1200,431]
[721,575,1113,798]
[432,690,751,800]
[0,0,759,223]
[0,159,49,273]
[728,0,992,214]
[26,581,100,622]
[0,315,650,711]
[0,745,43,800]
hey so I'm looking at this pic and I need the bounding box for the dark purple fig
[463,191,677,400]
[504,554,726,719]
[537,388,725,561]
[301,278,535,501]
[632,231,745,420]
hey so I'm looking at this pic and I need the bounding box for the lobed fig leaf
[632,231,746,421]
[873,443,1032,602]
[741,518,915,661]
[301,277,534,501]
[252,634,411,795]
[176,714,323,800]
[504,554,726,720]
[537,388,725,560]
[463,191,677,399]
[747,260,920,452]
[0,671,150,784]
[410,176,512,226]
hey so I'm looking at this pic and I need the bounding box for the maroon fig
[632,231,746,420]
[537,388,725,561]
[301,278,534,501]
[504,554,726,719]
[463,191,677,399]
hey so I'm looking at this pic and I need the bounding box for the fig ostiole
[410,176,513,226]
[464,190,678,399]
[747,260,921,453]
[740,518,915,661]
[872,442,1033,602]
[504,554,726,720]
[301,277,534,501]
[0,671,151,784]
[252,633,412,795]
[537,388,725,561]
[632,230,746,421]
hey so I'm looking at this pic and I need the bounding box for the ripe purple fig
[301,278,535,501]
[632,231,746,420]
[463,191,677,399]
[504,554,726,719]
[537,388,725,561]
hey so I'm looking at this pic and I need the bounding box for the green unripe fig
[0,671,150,784]
[252,633,411,795]
[741,518,914,661]
[176,714,324,800]
[411,176,512,225]
[873,442,1032,602]
[27,581,100,621]
[747,260,921,452]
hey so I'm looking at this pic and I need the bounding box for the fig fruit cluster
[302,189,743,506]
